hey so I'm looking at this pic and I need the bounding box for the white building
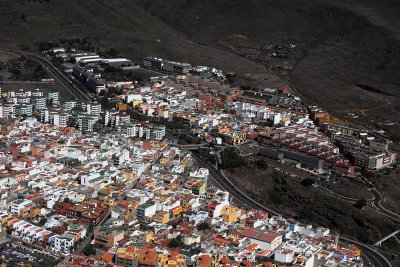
[10,199,33,216]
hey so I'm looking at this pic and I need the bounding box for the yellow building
[171,206,184,216]
[192,181,207,195]
[2,216,15,230]
[170,184,179,191]
[146,232,155,242]
[157,142,168,152]
[181,198,192,211]
[222,131,246,146]
[348,244,361,257]
[158,253,186,267]
[132,99,143,108]
[116,246,138,266]
[159,157,169,165]
[20,203,36,218]
[121,169,135,181]
[29,206,41,219]
[317,114,348,127]
[158,109,169,119]
[100,196,116,207]
[221,205,242,223]
[180,159,190,167]
[154,210,170,224]
[5,217,21,230]
[117,103,128,111]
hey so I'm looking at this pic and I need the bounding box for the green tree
[354,199,367,209]
[38,217,47,226]
[167,238,184,248]
[301,178,315,187]
[83,244,96,256]
[197,222,210,231]
[256,159,267,169]
[221,148,244,169]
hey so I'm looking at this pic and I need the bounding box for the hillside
[134,0,400,131]
[0,0,399,133]
[0,0,283,88]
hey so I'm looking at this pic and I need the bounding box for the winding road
[191,151,393,267]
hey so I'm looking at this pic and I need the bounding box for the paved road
[340,237,392,267]
[0,48,90,101]
[191,151,280,216]
[367,189,400,223]
[192,152,392,267]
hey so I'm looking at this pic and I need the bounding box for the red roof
[241,227,281,243]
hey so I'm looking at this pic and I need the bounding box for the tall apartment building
[80,115,98,133]
[145,125,166,141]
[32,96,47,111]
[53,113,69,129]
[46,91,59,103]
[87,102,102,116]
[0,103,14,118]
[62,101,77,112]
[13,104,33,117]
[31,89,44,97]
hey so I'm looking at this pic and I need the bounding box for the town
[0,46,397,267]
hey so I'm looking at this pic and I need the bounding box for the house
[94,226,124,248]
[10,199,35,217]
[220,205,242,223]
[54,234,75,253]
[154,210,169,224]
[240,227,282,251]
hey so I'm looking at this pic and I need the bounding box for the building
[220,205,242,223]
[145,125,166,141]
[240,227,282,251]
[143,57,191,75]
[13,104,33,117]
[73,65,106,95]
[65,199,109,225]
[0,103,14,118]
[94,227,124,248]
[54,234,75,253]
[259,148,324,171]
[62,101,77,112]
[339,141,396,169]
[136,201,156,223]
[221,131,246,146]
[46,91,59,103]
[154,210,170,224]
[10,199,35,217]
[77,114,98,133]
[53,113,69,129]
[32,96,47,111]
[100,58,132,68]
[87,102,102,116]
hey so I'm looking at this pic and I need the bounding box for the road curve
[0,48,90,101]
[191,151,280,216]
[191,151,392,267]
[367,189,400,223]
